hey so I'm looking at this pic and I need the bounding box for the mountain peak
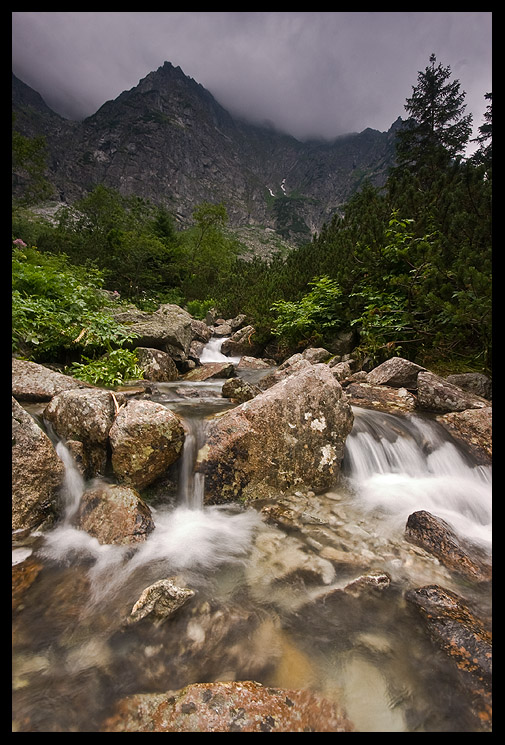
[12,66,398,241]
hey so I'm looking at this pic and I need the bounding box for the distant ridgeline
[12,63,400,243]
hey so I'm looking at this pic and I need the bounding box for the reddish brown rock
[436,407,492,466]
[100,680,354,732]
[345,381,416,413]
[405,584,492,729]
[183,361,236,381]
[77,483,155,545]
[405,510,491,583]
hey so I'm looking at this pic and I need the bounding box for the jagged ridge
[12,62,400,241]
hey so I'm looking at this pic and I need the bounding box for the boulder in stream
[76,482,155,545]
[405,510,491,583]
[135,347,179,382]
[44,388,125,477]
[12,397,65,531]
[128,578,195,626]
[109,400,185,489]
[436,407,492,466]
[197,363,354,503]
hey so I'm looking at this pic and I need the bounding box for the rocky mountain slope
[13,62,400,242]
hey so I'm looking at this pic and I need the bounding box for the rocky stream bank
[12,304,492,732]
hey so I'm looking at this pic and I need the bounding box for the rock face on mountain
[12,63,400,242]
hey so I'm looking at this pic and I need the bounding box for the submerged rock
[100,680,354,732]
[128,578,195,626]
[197,363,354,503]
[405,584,492,729]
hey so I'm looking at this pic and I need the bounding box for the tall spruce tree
[395,54,473,169]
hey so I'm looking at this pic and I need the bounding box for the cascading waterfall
[343,407,492,552]
[199,335,241,364]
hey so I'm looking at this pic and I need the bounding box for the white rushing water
[199,336,241,364]
[343,407,492,551]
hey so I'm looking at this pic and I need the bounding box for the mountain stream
[12,339,492,732]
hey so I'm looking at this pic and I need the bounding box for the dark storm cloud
[12,12,492,144]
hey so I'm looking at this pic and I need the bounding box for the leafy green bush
[12,244,137,362]
[67,348,144,387]
[270,275,345,344]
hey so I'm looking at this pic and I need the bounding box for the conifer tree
[395,54,473,169]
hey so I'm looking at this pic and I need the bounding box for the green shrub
[12,244,137,362]
[67,348,144,387]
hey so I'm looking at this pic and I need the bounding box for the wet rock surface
[405,585,492,730]
[76,482,155,545]
[100,680,354,732]
[198,363,354,503]
[109,400,185,489]
[405,510,492,584]
[128,578,195,626]
[12,397,65,531]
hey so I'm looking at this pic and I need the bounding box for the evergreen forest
[12,56,492,383]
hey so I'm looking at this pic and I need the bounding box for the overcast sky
[12,12,492,149]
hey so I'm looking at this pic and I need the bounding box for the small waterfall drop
[55,440,85,523]
[343,407,492,551]
[199,336,241,364]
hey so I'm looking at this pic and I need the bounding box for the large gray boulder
[417,371,489,413]
[12,397,65,530]
[122,304,194,367]
[44,388,124,477]
[109,400,185,489]
[197,363,354,503]
[12,358,93,402]
[367,356,426,389]
[445,372,492,401]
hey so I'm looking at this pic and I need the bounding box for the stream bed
[12,358,492,732]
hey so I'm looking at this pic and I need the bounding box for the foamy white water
[200,336,241,364]
[344,408,492,550]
